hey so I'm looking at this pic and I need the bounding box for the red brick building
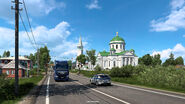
[2,60,26,78]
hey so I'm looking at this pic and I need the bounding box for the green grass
[0,75,44,104]
[71,69,185,94]
[111,77,185,94]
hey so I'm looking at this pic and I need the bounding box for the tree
[6,51,10,57]
[28,53,36,66]
[76,54,86,65]
[68,60,72,70]
[163,53,175,66]
[86,49,96,69]
[2,51,7,57]
[152,54,162,66]
[174,56,184,65]
[138,54,153,66]
[39,46,51,74]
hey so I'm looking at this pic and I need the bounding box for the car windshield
[55,65,68,71]
[99,75,110,79]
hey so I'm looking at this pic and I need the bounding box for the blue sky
[0,0,185,61]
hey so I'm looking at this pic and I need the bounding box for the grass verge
[0,75,43,104]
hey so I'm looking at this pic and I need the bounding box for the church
[96,32,138,69]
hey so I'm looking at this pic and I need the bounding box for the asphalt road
[35,72,185,104]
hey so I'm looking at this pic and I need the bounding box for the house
[0,56,32,69]
[0,63,5,75]
[2,60,26,78]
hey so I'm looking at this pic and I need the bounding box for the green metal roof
[110,36,124,42]
[99,51,110,56]
[99,49,137,57]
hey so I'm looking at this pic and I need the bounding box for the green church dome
[110,32,125,42]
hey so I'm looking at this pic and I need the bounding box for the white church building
[96,32,138,69]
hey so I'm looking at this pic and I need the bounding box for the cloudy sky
[0,0,184,62]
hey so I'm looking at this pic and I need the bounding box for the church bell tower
[77,36,83,56]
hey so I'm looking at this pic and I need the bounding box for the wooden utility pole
[15,0,19,96]
[12,0,21,96]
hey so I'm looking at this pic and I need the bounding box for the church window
[104,61,106,67]
[116,45,118,49]
[113,61,116,67]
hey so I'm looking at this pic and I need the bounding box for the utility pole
[11,0,22,96]
[37,48,40,75]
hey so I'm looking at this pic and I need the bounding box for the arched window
[116,45,118,49]
[114,61,116,67]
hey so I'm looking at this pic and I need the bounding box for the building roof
[110,32,125,42]
[0,56,30,61]
[0,63,5,68]
[2,60,26,70]
[99,51,110,56]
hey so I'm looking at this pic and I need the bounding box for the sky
[0,0,185,62]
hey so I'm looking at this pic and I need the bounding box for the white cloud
[0,0,65,20]
[150,0,185,32]
[86,0,101,10]
[0,21,88,59]
[183,35,185,37]
[151,43,185,61]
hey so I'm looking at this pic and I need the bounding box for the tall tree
[163,53,175,66]
[39,46,51,74]
[76,54,86,67]
[174,56,184,65]
[3,51,7,57]
[86,49,96,69]
[6,51,10,57]
[76,54,86,73]
[152,54,162,66]
[138,54,153,66]
[28,53,36,66]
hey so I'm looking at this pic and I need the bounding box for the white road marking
[75,81,130,104]
[87,101,99,103]
[113,83,185,100]
[46,73,51,104]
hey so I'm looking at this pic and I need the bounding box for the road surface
[35,72,185,104]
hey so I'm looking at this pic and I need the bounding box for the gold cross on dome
[116,32,118,36]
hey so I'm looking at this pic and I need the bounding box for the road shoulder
[18,75,47,104]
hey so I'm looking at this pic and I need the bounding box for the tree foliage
[139,54,162,66]
[163,53,184,66]
[76,54,86,65]
[174,56,184,65]
[138,54,153,66]
[2,51,10,57]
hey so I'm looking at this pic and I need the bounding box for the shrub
[94,64,102,72]
[110,65,134,78]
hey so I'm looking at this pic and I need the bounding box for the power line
[19,13,37,50]
[22,0,38,49]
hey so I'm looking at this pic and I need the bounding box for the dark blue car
[53,61,69,81]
